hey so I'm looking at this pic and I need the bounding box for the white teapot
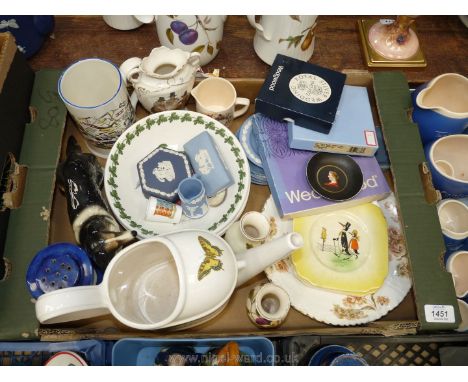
[35,229,303,330]
[120,46,201,113]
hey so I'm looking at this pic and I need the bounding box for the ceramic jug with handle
[247,15,318,65]
[35,229,303,330]
[412,73,468,145]
[120,46,201,113]
[155,16,227,66]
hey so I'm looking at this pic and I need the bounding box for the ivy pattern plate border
[105,111,249,237]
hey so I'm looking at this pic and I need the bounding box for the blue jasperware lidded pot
[0,16,54,58]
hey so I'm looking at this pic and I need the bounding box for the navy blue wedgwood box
[255,54,346,134]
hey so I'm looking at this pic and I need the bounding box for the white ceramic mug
[247,15,318,65]
[58,58,137,157]
[190,77,249,126]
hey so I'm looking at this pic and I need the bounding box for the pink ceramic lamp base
[368,22,420,60]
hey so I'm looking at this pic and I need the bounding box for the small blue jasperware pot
[425,135,468,199]
[0,16,54,58]
[177,176,209,219]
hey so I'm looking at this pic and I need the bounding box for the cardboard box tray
[0,69,460,340]
[43,74,424,340]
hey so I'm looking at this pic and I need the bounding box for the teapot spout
[235,232,303,287]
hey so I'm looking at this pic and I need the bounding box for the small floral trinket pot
[246,282,290,329]
[183,131,234,197]
[137,146,192,202]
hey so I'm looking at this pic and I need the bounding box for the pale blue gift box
[288,85,379,157]
[183,131,234,197]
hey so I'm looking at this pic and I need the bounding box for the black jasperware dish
[306,152,363,201]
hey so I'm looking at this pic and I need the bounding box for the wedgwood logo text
[269,65,284,91]
[285,175,380,203]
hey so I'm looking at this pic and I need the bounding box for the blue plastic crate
[0,339,112,366]
[112,337,275,366]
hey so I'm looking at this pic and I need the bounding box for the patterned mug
[58,58,137,158]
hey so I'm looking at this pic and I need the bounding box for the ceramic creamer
[412,73,468,145]
[426,135,468,198]
[437,199,468,252]
[190,77,250,126]
[120,46,200,113]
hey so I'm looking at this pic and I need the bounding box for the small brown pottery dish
[306,152,363,201]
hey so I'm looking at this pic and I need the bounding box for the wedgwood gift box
[255,54,346,134]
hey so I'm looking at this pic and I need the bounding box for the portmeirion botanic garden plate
[292,203,388,296]
[104,111,250,238]
[263,193,412,326]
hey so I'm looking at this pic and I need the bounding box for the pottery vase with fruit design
[155,16,227,66]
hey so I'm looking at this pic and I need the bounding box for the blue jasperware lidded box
[137,147,192,202]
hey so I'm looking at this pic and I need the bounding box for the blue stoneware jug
[0,16,54,58]
[425,134,468,199]
[412,73,468,145]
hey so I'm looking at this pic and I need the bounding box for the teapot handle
[119,57,142,86]
[35,285,109,324]
[247,15,271,41]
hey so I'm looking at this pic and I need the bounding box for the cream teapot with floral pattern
[120,46,200,113]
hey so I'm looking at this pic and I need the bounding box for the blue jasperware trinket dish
[183,131,234,197]
[137,146,192,202]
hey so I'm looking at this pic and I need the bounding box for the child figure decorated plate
[292,203,388,295]
[263,193,412,326]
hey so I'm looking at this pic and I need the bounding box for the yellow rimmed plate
[263,193,412,326]
[292,203,388,296]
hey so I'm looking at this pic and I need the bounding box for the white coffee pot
[247,15,318,65]
[35,229,303,330]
